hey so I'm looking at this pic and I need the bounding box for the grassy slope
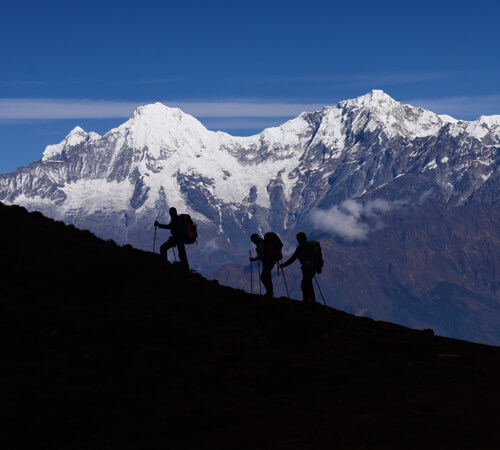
[3,203,500,449]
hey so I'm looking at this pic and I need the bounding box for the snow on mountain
[339,89,457,139]
[1,90,499,272]
[42,126,101,162]
[465,115,500,139]
[88,102,313,219]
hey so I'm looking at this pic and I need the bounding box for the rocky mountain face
[1,90,499,343]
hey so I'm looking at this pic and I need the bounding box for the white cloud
[0,99,143,119]
[0,98,324,120]
[201,238,220,254]
[310,199,406,241]
[311,203,370,241]
[2,93,499,127]
[407,95,500,120]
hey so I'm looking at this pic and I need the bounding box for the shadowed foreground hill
[3,202,500,449]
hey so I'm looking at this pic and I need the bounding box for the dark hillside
[3,202,500,449]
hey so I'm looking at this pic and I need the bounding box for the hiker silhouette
[249,232,283,297]
[280,232,324,309]
[154,207,190,273]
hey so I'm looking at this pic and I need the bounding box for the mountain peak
[69,125,85,134]
[341,90,398,110]
[126,102,207,130]
[364,89,393,100]
[130,102,194,125]
[116,102,211,159]
[335,90,456,139]
[42,126,100,162]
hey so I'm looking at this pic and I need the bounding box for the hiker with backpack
[154,207,197,273]
[280,232,324,309]
[249,232,283,297]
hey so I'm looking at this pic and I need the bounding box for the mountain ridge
[3,90,497,225]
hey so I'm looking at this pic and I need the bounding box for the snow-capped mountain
[1,90,498,261]
[2,89,500,344]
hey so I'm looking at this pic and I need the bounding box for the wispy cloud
[1,92,499,126]
[201,238,221,254]
[0,98,324,120]
[310,199,406,241]
[407,95,500,119]
[0,99,143,119]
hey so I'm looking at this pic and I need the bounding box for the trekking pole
[172,247,178,262]
[280,266,293,313]
[153,225,157,253]
[249,251,253,294]
[257,260,262,295]
[314,276,328,307]
[280,266,290,297]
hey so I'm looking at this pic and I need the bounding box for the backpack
[308,241,324,274]
[264,232,283,261]
[179,214,198,244]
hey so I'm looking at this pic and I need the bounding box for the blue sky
[1,0,499,173]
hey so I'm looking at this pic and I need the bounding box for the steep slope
[4,201,500,449]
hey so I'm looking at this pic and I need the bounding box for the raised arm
[280,247,299,268]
